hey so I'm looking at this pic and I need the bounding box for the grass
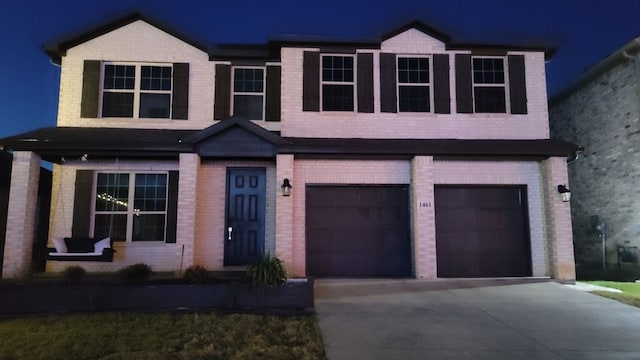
[0,313,325,360]
[585,281,640,308]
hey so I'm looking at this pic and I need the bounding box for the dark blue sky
[1,0,639,139]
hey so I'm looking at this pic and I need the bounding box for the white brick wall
[280,33,550,140]
[2,152,40,278]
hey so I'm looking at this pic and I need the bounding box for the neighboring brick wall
[550,58,640,265]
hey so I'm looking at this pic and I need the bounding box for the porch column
[2,151,40,278]
[411,156,436,279]
[542,156,576,281]
[175,153,200,274]
[275,154,297,275]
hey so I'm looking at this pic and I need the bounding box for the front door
[225,168,266,266]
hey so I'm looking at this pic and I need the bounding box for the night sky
[1,0,639,139]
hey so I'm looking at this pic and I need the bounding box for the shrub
[246,253,287,287]
[184,265,209,284]
[118,263,152,284]
[63,266,86,284]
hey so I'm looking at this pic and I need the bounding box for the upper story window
[472,57,507,113]
[397,57,431,112]
[321,55,355,111]
[102,63,173,118]
[232,67,265,120]
[94,172,168,242]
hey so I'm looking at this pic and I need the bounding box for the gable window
[472,57,507,113]
[102,64,172,119]
[232,67,265,120]
[93,172,168,242]
[321,55,355,111]
[398,57,431,112]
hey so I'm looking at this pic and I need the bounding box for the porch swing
[47,169,117,262]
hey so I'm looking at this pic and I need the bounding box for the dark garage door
[435,186,531,278]
[306,186,411,277]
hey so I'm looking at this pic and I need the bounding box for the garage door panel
[435,186,531,278]
[307,186,410,277]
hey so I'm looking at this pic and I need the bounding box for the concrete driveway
[314,279,640,360]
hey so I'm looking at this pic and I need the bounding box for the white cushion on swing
[94,237,111,253]
[52,237,68,253]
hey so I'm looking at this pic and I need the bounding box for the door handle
[228,226,233,241]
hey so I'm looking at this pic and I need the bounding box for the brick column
[275,154,296,275]
[2,151,41,278]
[411,156,436,279]
[542,156,576,281]
[176,153,200,273]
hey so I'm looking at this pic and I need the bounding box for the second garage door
[435,186,532,278]
[306,186,411,277]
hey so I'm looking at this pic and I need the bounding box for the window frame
[320,54,356,112]
[471,56,510,114]
[231,66,266,120]
[100,62,174,119]
[396,55,433,113]
[92,171,169,243]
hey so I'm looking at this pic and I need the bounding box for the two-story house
[0,14,579,280]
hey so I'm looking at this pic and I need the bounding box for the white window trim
[91,171,169,243]
[320,54,357,112]
[231,66,266,120]
[99,62,174,119]
[396,55,433,113]
[471,56,511,113]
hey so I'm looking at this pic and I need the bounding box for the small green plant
[63,265,86,285]
[246,253,287,287]
[118,263,152,284]
[183,265,209,284]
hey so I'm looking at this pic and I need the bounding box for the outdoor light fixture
[281,178,292,196]
[557,185,571,202]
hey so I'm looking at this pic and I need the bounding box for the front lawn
[586,281,640,308]
[0,313,325,360]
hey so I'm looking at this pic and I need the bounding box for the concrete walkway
[314,279,640,360]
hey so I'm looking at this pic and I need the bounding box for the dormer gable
[46,13,210,64]
[381,21,450,54]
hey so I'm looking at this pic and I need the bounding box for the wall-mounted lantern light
[281,178,292,196]
[557,184,571,202]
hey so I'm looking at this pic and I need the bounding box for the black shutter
[265,65,281,121]
[165,171,179,243]
[72,170,93,238]
[303,51,320,112]
[357,53,374,113]
[172,63,189,120]
[455,54,473,113]
[214,64,231,120]
[81,60,100,118]
[380,53,397,113]
[508,55,528,114]
[433,54,450,114]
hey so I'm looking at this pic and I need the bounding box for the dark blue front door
[225,168,266,265]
